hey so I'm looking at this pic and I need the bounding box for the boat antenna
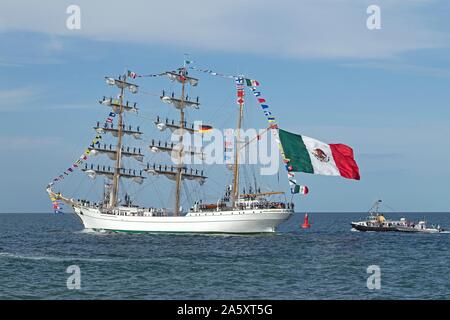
[369,199,382,215]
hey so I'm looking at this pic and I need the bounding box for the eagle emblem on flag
[312,148,330,162]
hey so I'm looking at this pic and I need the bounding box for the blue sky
[1,0,450,213]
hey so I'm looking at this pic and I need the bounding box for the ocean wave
[0,252,122,263]
[73,229,114,235]
[0,252,192,264]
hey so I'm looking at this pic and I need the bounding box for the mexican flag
[245,79,259,87]
[279,129,360,180]
[127,70,137,79]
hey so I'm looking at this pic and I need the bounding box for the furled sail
[149,140,204,159]
[105,77,139,94]
[94,122,143,140]
[88,144,144,162]
[160,91,200,109]
[82,164,146,184]
[154,116,196,134]
[99,97,139,113]
[163,71,199,87]
[144,163,206,185]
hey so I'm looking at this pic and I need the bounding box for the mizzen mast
[231,77,245,208]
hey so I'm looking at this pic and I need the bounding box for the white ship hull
[72,205,293,234]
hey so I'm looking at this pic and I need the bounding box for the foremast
[102,73,140,207]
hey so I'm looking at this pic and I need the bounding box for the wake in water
[74,228,117,236]
[75,228,277,238]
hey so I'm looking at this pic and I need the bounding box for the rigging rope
[46,109,116,213]
[188,67,301,195]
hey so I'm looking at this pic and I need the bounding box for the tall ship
[47,60,360,234]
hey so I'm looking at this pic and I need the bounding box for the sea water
[0,212,449,299]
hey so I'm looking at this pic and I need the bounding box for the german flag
[198,125,213,133]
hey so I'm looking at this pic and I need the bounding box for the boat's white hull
[72,206,293,234]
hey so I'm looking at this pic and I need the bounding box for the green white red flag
[278,129,360,180]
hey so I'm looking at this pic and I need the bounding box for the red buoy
[301,213,311,229]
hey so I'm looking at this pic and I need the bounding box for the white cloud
[340,61,450,78]
[0,0,447,59]
[0,136,62,150]
[0,60,23,67]
[0,56,64,66]
[0,88,44,111]
[0,88,91,112]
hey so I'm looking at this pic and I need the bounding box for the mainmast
[155,63,201,216]
[231,77,245,208]
[174,67,187,216]
[110,76,126,207]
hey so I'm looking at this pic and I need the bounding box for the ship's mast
[152,61,201,214]
[231,77,244,208]
[110,75,126,207]
[174,67,187,216]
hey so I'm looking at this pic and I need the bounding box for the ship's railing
[77,200,169,217]
[102,208,169,217]
[77,199,293,216]
[189,201,294,213]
